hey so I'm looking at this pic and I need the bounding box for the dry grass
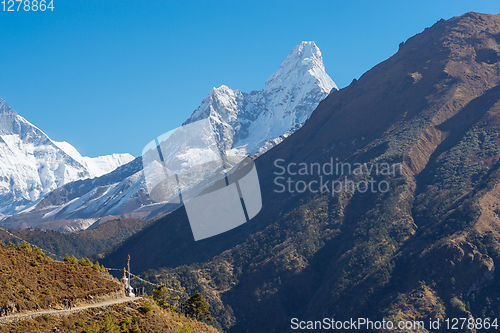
[0,243,121,313]
[0,298,218,333]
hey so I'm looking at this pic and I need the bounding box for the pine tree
[184,290,213,322]
[152,283,169,308]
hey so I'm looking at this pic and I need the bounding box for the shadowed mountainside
[102,12,500,332]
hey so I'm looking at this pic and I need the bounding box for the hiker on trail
[4,305,8,316]
[68,298,72,309]
[63,297,68,309]
[0,306,3,317]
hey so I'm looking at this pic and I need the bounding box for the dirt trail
[0,296,142,323]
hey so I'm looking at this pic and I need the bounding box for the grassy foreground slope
[0,242,217,333]
[0,242,121,312]
[0,299,218,333]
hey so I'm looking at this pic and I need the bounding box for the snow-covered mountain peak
[0,97,9,113]
[184,41,337,156]
[0,98,134,216]
[265,41,336,93]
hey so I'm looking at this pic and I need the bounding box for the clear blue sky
[1,0,499,157]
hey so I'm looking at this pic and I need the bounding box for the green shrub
[451,297,466,312]
[32,245,45,257]
[31,260,39,267]
[173,325,193,333]
[100,315,120,333]
[79,257,93,268]
[76,318,85,327]
[83,322,100,333]
[131,322,141,333]
[120,322,129,332]
[121,317,132,325]
[140,301,153,313]
[43,289,51,295]
[17,241,32,252]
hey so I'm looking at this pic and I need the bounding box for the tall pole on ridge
[128,254,131,287]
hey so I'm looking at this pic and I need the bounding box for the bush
[7,241,15,249]
[32,245,45,257]
[63,255,79,265]
[79,257,93,268]
[100,315,120,333]
[43,289,51,295]
[451,297,466,312]
[173,325,193,333]
[17,241,32,252]
[121,317,132,326]
[83,323,100,333]
[31,260,39,267]
[131,322,141,333]
[140,301,153,313]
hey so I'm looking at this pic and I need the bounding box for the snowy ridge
[0,98,134,216]
[53,141,134,178]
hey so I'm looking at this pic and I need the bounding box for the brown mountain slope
[103,12,500,332]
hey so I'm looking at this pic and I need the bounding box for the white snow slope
[0,98,134,216]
